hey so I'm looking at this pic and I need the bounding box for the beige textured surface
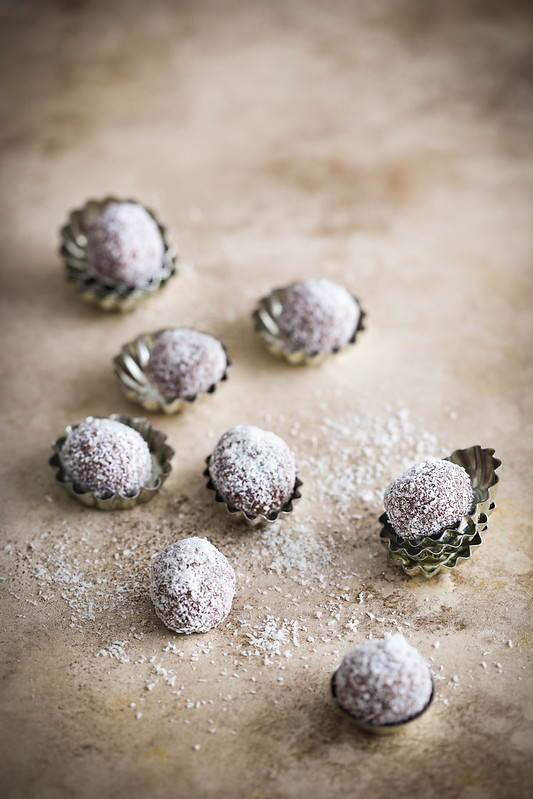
[1,1,532,797]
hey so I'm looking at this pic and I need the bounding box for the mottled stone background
[1,1,532,798]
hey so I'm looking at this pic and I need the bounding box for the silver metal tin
[49,413,174,510]
[112,329,231,414]
[379,445,501,577]
[330,668,435,735]
[203,456,303,525]
[59,196,176,312]
[252,285,366,366]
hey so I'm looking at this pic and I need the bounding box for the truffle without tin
[60,417,152,498]
[150,537,236,634]
[85,202,164,290]
[384,457,474,541]
[277,279,360,355]
[145,329,227,402]
[208,425,296,516]
[334,635,432,725]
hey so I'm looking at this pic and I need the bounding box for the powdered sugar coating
[150,537,236,634]
[334,635,432,725]
[384,457,474,540]
[145,329,227,402]
[60,418,152,498]
[277,279,360,355]
[85,202,164,289]
[209,425,297,516]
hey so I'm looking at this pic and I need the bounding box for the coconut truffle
[277,279,360,355]
[333,635,433,725]
[85,202,164,289]
[208,425,297,516]
[384,457,474,541]
[150,537,236,634]
[60,417,152,498]
[145,329,227,402]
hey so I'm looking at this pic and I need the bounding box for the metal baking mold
[49,413,174,510]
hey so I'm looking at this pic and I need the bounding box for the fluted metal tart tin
[49,413,174,510]
[112,329,231,414]
[330,669,435,735]
[380,445,501,577]
[59,196,176,312]
[252,286,366,366]
[203,456,303,525]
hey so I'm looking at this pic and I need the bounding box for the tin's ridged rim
[330,668,435,734]
[112,329,231,414]
[59,196,176,312]
[49,413,174,510]
[379,446,501,577]
[252,285,366,366]
[203,456,303,525]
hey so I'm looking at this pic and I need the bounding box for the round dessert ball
[85,201,164,289]
[334,635,433,725]
[60,417,152,498]
[145,329,227,402]
[150,537,236,634]
[208,425,297,516]
[384,457,474,541]
[277,279,360,355]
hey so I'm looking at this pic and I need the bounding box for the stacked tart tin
[379,445,501,577]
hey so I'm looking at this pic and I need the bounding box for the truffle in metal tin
[59,196,176,312]
[379,445,501,577]
[331,635,434,734]
[150,537,236,634]
[113,328,230,414]
[253,280,365,365]
[49,413,174,510]
[204,425,302,525]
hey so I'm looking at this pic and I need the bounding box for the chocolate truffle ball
[60,417,152,498]
[334,635,432,725]
[208,425,297,516]
[150,537,236,634]
[85,202,164,289]
[384,457,474,541]
[277,279,360,355]
[145,329,227,402]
